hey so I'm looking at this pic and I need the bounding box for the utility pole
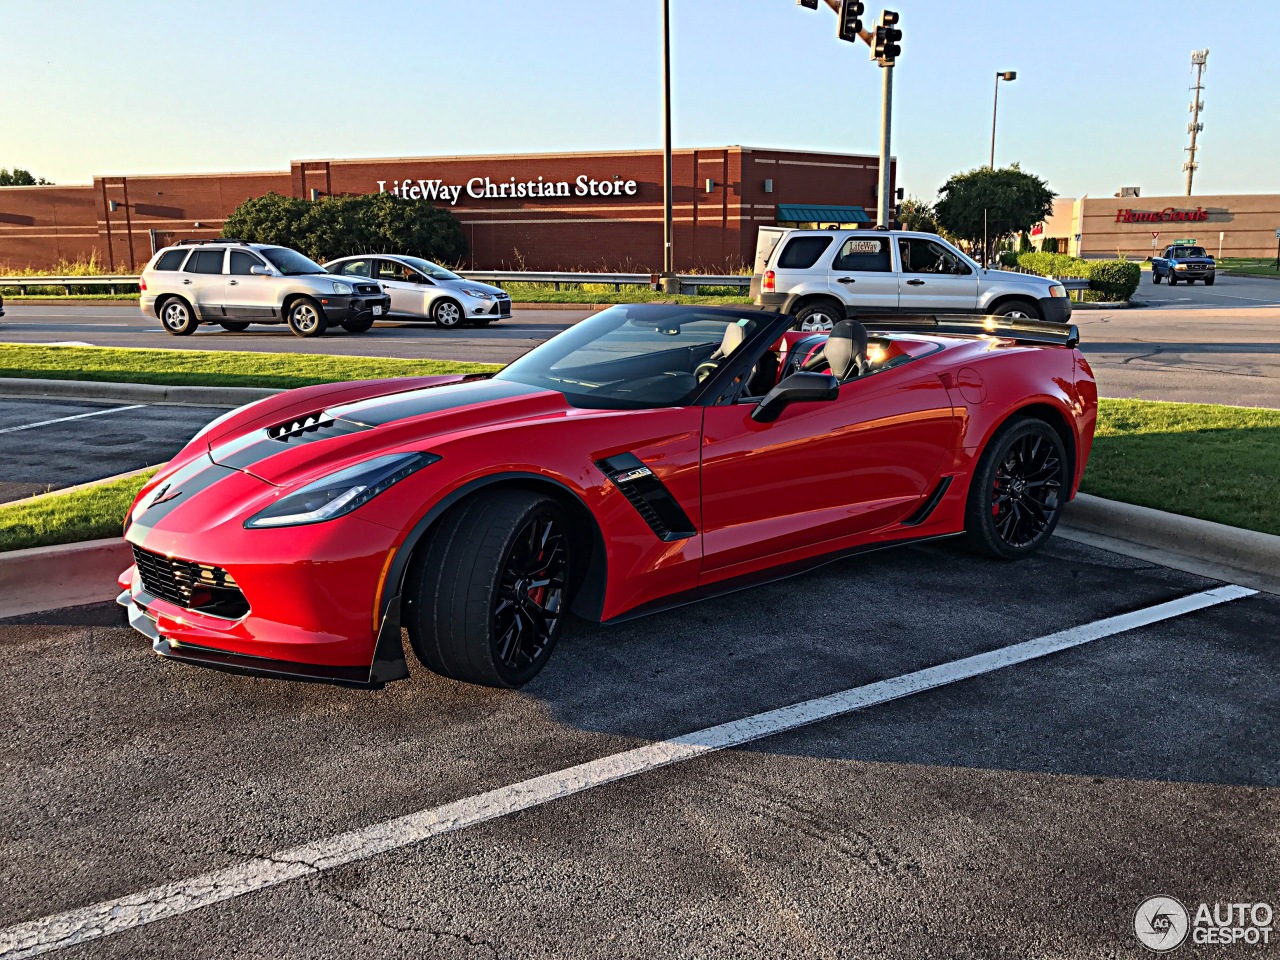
[877,62,893,226]
[1184,49,1208,196]
[662,0,674,279]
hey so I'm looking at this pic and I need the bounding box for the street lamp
[990,70,1017,169]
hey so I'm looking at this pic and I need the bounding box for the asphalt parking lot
[1,534,1276,958]
[0,398,228,502]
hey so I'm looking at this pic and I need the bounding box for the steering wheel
[694,360,721,382]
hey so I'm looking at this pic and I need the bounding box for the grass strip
[1216,257,1280,278]
[1083,399,1280,536]
[0,469,158,552]
[0,344,500,389]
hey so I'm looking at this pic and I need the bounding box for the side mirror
[249,265,271,276]
[751,371,840,423]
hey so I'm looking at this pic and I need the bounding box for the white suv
[752,228,1071,330]
[140,240,391,338]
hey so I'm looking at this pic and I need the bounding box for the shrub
[1017,252,1089,278]
[1042,237,1060,253]
[1087,260,1141,301]
[998,250,1020,268]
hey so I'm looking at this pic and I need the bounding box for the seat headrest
[712,322,746,360]
[825,319,869,380]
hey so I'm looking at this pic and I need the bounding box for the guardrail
[0,272,752,297]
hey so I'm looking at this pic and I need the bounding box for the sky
[3,0,1279,203]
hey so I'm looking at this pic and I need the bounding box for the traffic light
[893,187,905,227]
[795,0,819,8]
[837,0,864,43]
[874,10,901,64]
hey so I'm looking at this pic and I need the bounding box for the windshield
[261,247,327,275]
[1171,246,1208,258]
[397,256,462,281]
[495,304,764,409]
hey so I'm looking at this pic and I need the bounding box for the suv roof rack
[174,238,254,246]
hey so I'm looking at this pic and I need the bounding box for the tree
[0,168,52,186]
[898,195,938,233]
[222,191,467,264]
[933,164,1055,265]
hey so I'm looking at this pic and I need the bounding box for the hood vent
[266,412,369,444]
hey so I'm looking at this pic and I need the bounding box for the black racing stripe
[327,378,538,428]
[133,456,241,526]
[211,435,285,471]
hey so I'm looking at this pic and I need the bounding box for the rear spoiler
[866,314,1080,348]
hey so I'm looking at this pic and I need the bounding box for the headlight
[245,453,440,529]
[1175,264,1188,270]
[1048,283,1067,298]
[460,287,495,301]
[332,281,353,294]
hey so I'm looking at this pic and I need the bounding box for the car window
[1171,246,1207,258]
[832,237,891,272]
[398,256,459,281]
[184,249,225,274]
[898,238,968,275]
[153,249,188,271]
[260,247,326,275]
[335,259,372,278]
[776,236,834,269]
[377,259,419,282]
[228,251,264,275]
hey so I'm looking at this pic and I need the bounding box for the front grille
[132,545,249,619]
[355,283,379,295]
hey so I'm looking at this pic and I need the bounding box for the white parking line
[0,404,147,436]
[0,583,1256,959]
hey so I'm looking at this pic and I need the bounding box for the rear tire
[286,297,327,337]
[793,300,843,333]
[404,489,574,688]
[159,297,197,336]
[219,321,251,332]
[1151,270,1161,284]
[341,316,374,333]
[964,417,1068,560]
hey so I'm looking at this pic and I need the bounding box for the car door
[827,234,900,313]
[180,248,227,319]
[374,258,428,317]
[896,236,980,313]
[223,249,277,319]
[699,360,958,581]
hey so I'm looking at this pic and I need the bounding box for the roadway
[0,536,1275,958]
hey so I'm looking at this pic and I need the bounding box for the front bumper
[1038,295,1073,324]
[320,294,391,322]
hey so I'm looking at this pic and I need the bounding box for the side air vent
[266,412,369,444]
[902,475,953,526]
[595,453,696,542]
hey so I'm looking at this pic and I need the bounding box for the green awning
[776,204,871,224]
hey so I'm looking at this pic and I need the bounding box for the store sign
[1115,206,1209,224]
[376,175,639,206]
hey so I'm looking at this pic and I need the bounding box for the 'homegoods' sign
[1115,206,1209,223]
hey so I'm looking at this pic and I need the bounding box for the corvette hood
[207,377,566,486]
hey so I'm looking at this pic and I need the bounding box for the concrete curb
[1069,299,1133,310]
[0,377,277,406]
[0,538,132,619]
[11,466,157,506]
[1060,493,1280,596]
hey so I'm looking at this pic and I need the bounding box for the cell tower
[1184,49,1208,196]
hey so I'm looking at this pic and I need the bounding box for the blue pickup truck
[1151,243,1216,285]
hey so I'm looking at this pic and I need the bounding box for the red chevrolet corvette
[117,304,1096,688]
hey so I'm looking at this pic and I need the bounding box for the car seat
[799,320,869,380]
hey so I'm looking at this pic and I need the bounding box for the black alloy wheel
[964,417,1068,560]
[405,489,575,688]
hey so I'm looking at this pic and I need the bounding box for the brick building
[0,147,891,273]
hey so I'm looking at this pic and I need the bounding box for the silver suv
[752,228,1071,330]
[140,240,392,338]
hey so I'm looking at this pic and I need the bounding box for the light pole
[661,0,673,281]
[989,70,1016,169]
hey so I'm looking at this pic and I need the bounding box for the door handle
[228,279,239,285]
[837,277,856,284]
[906,279,926,286]
[182,278,192,284]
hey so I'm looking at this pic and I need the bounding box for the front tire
[964,417,1068,560]
[1204,275,1215,286]
[431,298,464,328]
[286,297,327,337]
[1168,274,1178,286]
[404,489,574,688]
[991,300,1043,321]
[159,298,197,336]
